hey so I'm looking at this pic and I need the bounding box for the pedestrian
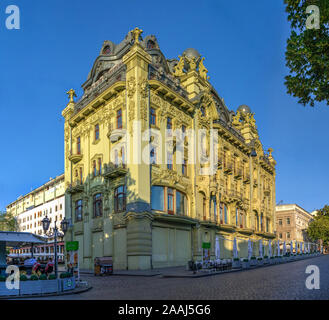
[45,257,54,275]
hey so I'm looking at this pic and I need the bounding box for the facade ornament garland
[127,76,136,98]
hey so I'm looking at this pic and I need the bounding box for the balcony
[102,163,127,179]
[243,174,250,184]
[108,128,126,143]
[234,167,243,179]
[223,162,233,174]
[67,180,84,194]
[68,152,83,164]
[264,187,271,196]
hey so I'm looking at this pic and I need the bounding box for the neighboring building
[6,174,65,261]
[62,28,277,271]
[275,204,313,242]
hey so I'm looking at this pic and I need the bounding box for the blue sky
[0,0,327,212]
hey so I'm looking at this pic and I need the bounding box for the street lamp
[42,215,68,278]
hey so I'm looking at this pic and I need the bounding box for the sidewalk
[80,254,326,279]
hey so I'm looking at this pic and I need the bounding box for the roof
[0,231,47,247]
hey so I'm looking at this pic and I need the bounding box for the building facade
[6,174,65,261]
[62,28,277,270]
[275,204,313,243]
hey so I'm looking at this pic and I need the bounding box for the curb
[0,286,93,300]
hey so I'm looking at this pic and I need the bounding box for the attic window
[103,46,111,54]
[147,40,155,49]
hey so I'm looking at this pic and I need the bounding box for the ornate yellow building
[62,28,276,270]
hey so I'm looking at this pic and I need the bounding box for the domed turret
[237,104,251,115]
[183,48,201,60]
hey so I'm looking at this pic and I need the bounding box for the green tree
[0,211,17,231]
[284,0,329,106]
[307,205,329,244]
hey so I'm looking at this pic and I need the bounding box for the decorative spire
[66,89,77,103]
[131,27,143,44]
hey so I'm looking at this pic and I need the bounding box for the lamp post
[42,215,69,278]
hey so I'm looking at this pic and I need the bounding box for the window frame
[114,185,126,213]
[93,193,103,218]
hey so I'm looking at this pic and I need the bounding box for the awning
[0,231,47,247]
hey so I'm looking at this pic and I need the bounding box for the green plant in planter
[250,256,256,260]
[60,272,71,279]
[264,256,268,259]
[270,256,275,259]
[233,258,240,261]
[257,257,263,260]
[20,275,28,281]
[48,274,56,280]
[243,259,249,262]
[0,275,6,282]
[39,274,47,280]
[30,275,38,281]
[274,256,278,258]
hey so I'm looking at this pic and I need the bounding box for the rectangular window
[151,186,165,211]
[75,200,83,222]
[117,109,122,129]
[279,219,282,226]
[79,167,83,184]
[93,193,102,217]
[287,218,290,225]
[167,117,172,137]
[224,205,228,224]
[167,152,173,170]
[98,158,102,175]
[150,147,157,165]
[77,137,81,154]
[220,203,223,224]
[176,191,187,216]
[182,159,187,176]
[93,160,97,177]
[95,124,100,141]
[203,198,207,221]
[150,107,156,125]
[287,232,290,239]
[167,188,174,214]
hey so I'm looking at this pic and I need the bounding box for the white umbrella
[283,241,286,255]
[277,240,280,256]
[269,240,272,257]
[259,240,263,258]
[233,237,238,259]
[215,237,220,260]
[248,239,252,260]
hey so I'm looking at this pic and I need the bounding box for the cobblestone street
[26,255,329,300]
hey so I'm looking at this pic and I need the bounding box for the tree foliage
[307,205,329,244]
[284,0,329,106]
[0,212,17,232]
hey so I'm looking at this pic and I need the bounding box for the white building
[6,174,66,262]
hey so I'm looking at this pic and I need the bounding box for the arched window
[147,40,156,49]
[200,106,206,117]
[260,213,264,231]
[114,186,126,213]
[103,46,111,54]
